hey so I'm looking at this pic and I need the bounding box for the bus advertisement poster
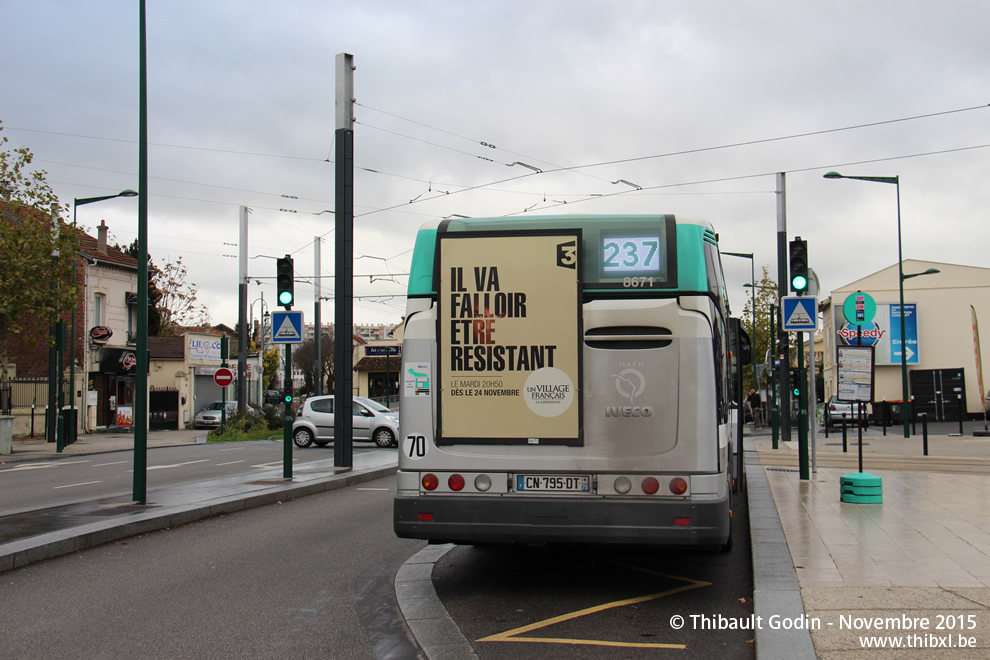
[437,230,583,445]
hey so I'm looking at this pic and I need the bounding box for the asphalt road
[0,474,425,659]
[433,492,755,659]
[0,441,392,516]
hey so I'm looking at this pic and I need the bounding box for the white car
[292,395,399,448]
[824,396,868,428]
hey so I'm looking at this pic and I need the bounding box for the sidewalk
[748,422,990,658]
[2,428,206,462]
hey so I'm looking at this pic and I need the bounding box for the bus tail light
[641,477,660,494]
[419,513,434,522]
[448,474,465,491]
[614,477,632,494]
[422,474,439,491]
[474,474,492,491]
[669,477,688,495]
[674,518,691,526]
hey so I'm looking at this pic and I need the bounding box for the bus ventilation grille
[584,326,672,350]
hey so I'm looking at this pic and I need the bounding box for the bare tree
[291,328,335,393]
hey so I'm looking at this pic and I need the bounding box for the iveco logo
[607,368,652,417]
[606,406,654,417]
[613,368,645,403]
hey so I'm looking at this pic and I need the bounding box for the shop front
[89,346,136,430]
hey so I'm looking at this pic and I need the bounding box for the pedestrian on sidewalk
[747,389,763,429]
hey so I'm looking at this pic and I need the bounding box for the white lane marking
[1,459,90,473]
[54,481,102,489]
[251,460,300,468]
[216,460,245,466]
[146,459,211,471]
[357,488,390,491]
[94,461,129,467]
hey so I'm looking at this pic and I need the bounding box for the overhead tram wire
[23,102,990,229]
[14,101,985,184]
[355,103,613,184]
[505,141,990,215]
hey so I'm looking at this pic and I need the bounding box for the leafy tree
[0,123,79,383]
[262,347,281,390]
[740,266,797,393]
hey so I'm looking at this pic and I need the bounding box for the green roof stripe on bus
[406,215,713,297]
[407,227,438,297]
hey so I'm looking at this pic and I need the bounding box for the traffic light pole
[797,333,809,480]
[283,343,292,479]
[770,304,778,449]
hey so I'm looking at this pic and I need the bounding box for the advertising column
[438,230,583,445]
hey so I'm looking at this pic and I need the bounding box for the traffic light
[276,256,294,308]
[789,237,808,292]
[789,367,803,399]
[283,377,293,405]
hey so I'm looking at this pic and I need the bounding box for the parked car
[264,389,282,405]
[824,396,868,429]
[292,395,399,448]
[194,401,240,429]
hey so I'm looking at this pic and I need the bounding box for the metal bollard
[842,413,848,453]
[921,412,928,456]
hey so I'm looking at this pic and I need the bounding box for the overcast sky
[3,0,988,331]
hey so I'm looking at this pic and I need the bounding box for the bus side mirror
[739,326,752,365]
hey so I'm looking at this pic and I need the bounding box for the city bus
[393,214,743,549]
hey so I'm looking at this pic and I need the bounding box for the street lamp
[250,294,269,405]
[57,189,138,452]
[824,171,915,438]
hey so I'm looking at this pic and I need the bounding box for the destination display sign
[437,230,583,445]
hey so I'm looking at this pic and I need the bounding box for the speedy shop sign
[837,321,885,347]
[835,299,918,365]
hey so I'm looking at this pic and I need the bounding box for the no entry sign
[214,367,234,388]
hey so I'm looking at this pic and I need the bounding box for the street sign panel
[213,367,234,388]
[366,346,401,357]
[271,310,304,344]
[782,296,818,332]
[889,303,919,364]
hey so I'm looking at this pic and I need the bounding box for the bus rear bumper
[393,493,730,546]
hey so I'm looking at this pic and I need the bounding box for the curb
[395,544,479,659]
[0,465,397,574]
[745,438,816,659]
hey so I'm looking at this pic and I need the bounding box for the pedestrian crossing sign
[782,296,818,332]
[271,310,304,343]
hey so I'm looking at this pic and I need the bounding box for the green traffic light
[793,388,800,397]
[284,394,292,404]
[792,274,808,290]
[278,290,293,306]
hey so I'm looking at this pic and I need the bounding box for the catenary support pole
[333,53,355,468]
[237,207,248,411]
[776,173,791,444]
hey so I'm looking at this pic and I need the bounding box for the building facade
[820,259,990,419]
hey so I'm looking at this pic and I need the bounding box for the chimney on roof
[97,220,108,255]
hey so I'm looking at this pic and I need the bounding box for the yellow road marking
[477,566,711,649]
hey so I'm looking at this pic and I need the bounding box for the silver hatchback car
[292,395,399,448]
